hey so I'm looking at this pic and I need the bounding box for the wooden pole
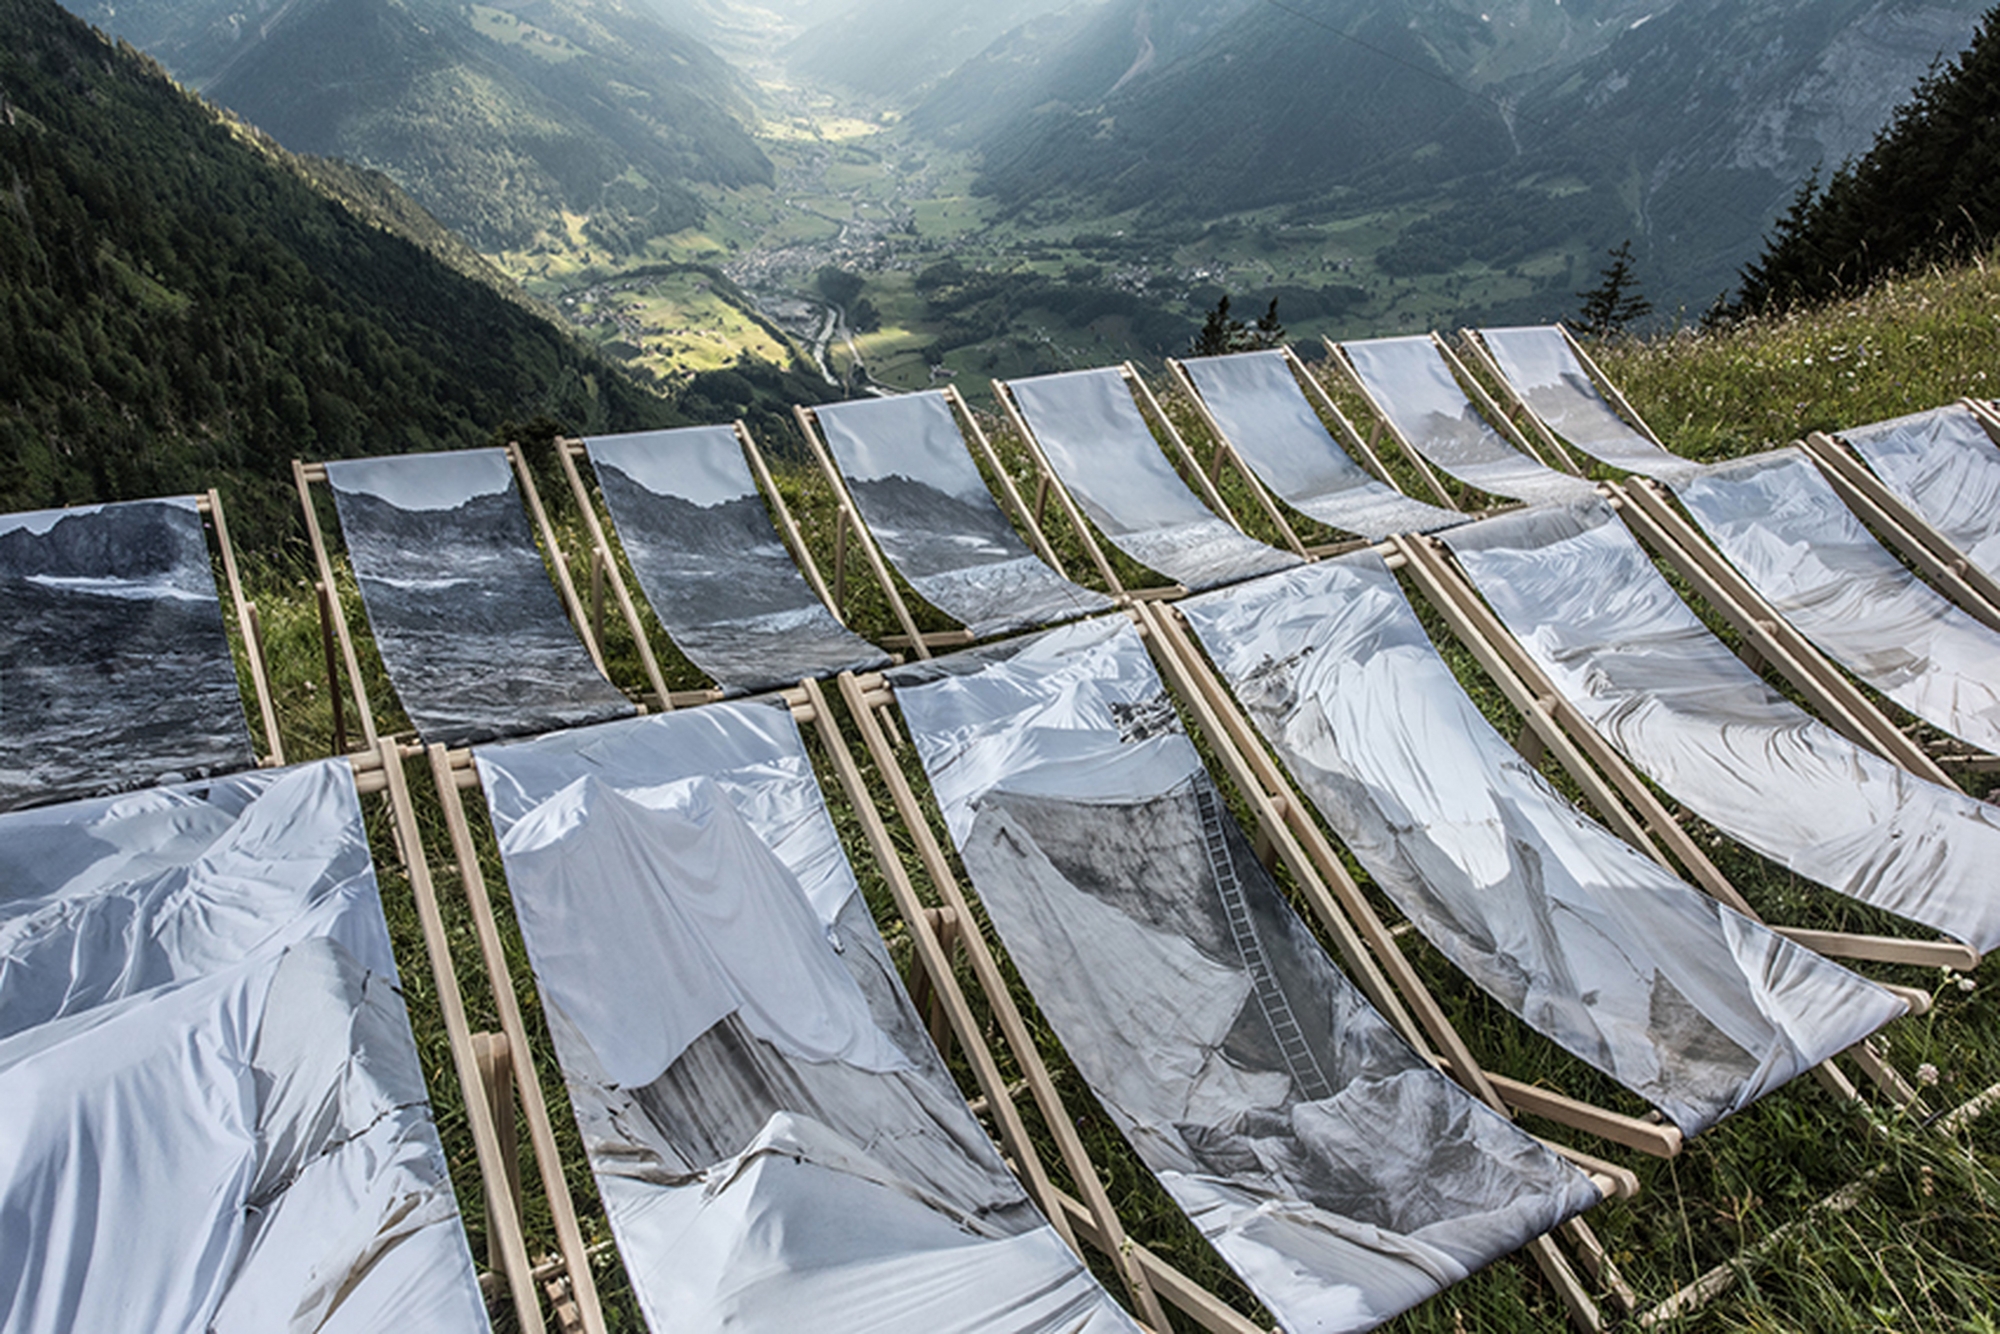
[508,444,610,680]
[793,406,932,656]
[993,379,1130,598]
[552,439,672,707]
[1321,338,1469,509]
[203,489,284,764]
[946,385,1076,581]
[1162,358,1311,558]
[294,460,379,750]
[738,422,847,624]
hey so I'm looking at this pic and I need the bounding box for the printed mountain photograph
[9,0,2000,1329]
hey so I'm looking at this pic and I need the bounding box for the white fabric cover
[813,393,1113,636]
[1445,500,2000,953]
[1181,555,1905,1136]
[1005,367,1302,590]
[474,706,1140,1334]
[1340,337,1598,505]
[0,760,488,1334]
[1476,326,1700,480]
[1178,350,1462,537]
[1841,403,2000,582]
[582,426,888,692]
[892,620,1600,1334]
[1674,449,2000,754]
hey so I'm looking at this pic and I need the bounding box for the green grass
[219,248,2000,1332]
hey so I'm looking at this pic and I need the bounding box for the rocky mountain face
[73,0,773,251]
[916,0,1987,309]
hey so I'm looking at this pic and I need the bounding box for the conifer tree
[1575,241,1652,336]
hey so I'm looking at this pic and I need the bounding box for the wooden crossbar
[293,459,380,751]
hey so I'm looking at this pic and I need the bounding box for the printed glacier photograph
[474,705,1139,1334]
[811,393,1112,636]
[0,497,255,811]
[892,619,1600,1333]
[1178,554,1906,1138]
[324,448,633,746]
[582,426,888,693]
[0,758,489,1331]
[1004,367,1302,590]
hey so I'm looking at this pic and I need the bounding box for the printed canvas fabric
[0,760,488,1334]
[1445,500,2000,953]
[1006,367,1302,590]
[0,496,255,811]
[1675,449,2000,754]
[1476,327,1700,480]
[326,449,633,746]
[1179,350,1462,537]
[1841,404,2000,581]
[891,620,1600,1334]
[813,393,1113,636]
[1181,555,1905,1137]
[474,706,1139,1334]
[1340,338,1598,505]
[582,426,888,692]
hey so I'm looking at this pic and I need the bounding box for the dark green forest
[0,0,684,544]
[1733,4,2000,316]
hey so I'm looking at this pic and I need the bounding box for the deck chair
[295,446,634,749]
[1438,498,2000,961]
[1330,334,1599,506]
[996,364,1303,595]
[1172,553,1910,1142]
[1462,324,1702,481]
[0,758,491,1331]
[798,389,1114,649]
[1168,347,1465,546]
[1663,448,2000,757]
[467,704,1145,1334]
[559,424,888,700]
[885,617,1610,1334]
[0,491,282,810]
[1801,403,2000,619]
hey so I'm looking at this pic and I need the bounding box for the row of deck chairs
[6,325,2000,1332]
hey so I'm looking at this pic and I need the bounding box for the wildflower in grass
[1960,976,1977,994]
[1917,1062,1940,1086]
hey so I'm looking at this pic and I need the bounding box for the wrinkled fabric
[1446,500,2000,953]
[892,620,1599,1334]
[1005,368,1302,590]
[475,706,1140,1334]
[0,760,487,1334]
[1340,338,1598,505]
[0,496,256,811]
[326,448,633,745]
[1676,449,2000,754]
[583,426,889,692]
[1841,403,2000,582]
[1178,350,1463,537]
[1182,555,1904,1136]
[812,395,1113,636]
[1476,327,1701,481]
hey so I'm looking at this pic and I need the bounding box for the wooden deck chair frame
[332,741,609,1334]
[989,362,1270,603]
[193,487,286,766]
[1141,586,1929,1124]
[293,445,622,754]
[1609,475,2000,777]
[1390,519,1974,986]
[827,650,1640,1332]
[790,387,1087,654]
[1457,323,1671,469]
[417,679,1197,1333]
[1324,332,1587,504]
[1795,421,2000,631]
[1162,347,1427,557]
[551,423,849,708]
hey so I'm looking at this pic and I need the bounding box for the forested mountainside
[0,0,680,542]
[72,0,772,253]
[1733,5,2000,316]
[919,0,1985,312]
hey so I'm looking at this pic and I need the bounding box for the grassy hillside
[225,245,2000,1332]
